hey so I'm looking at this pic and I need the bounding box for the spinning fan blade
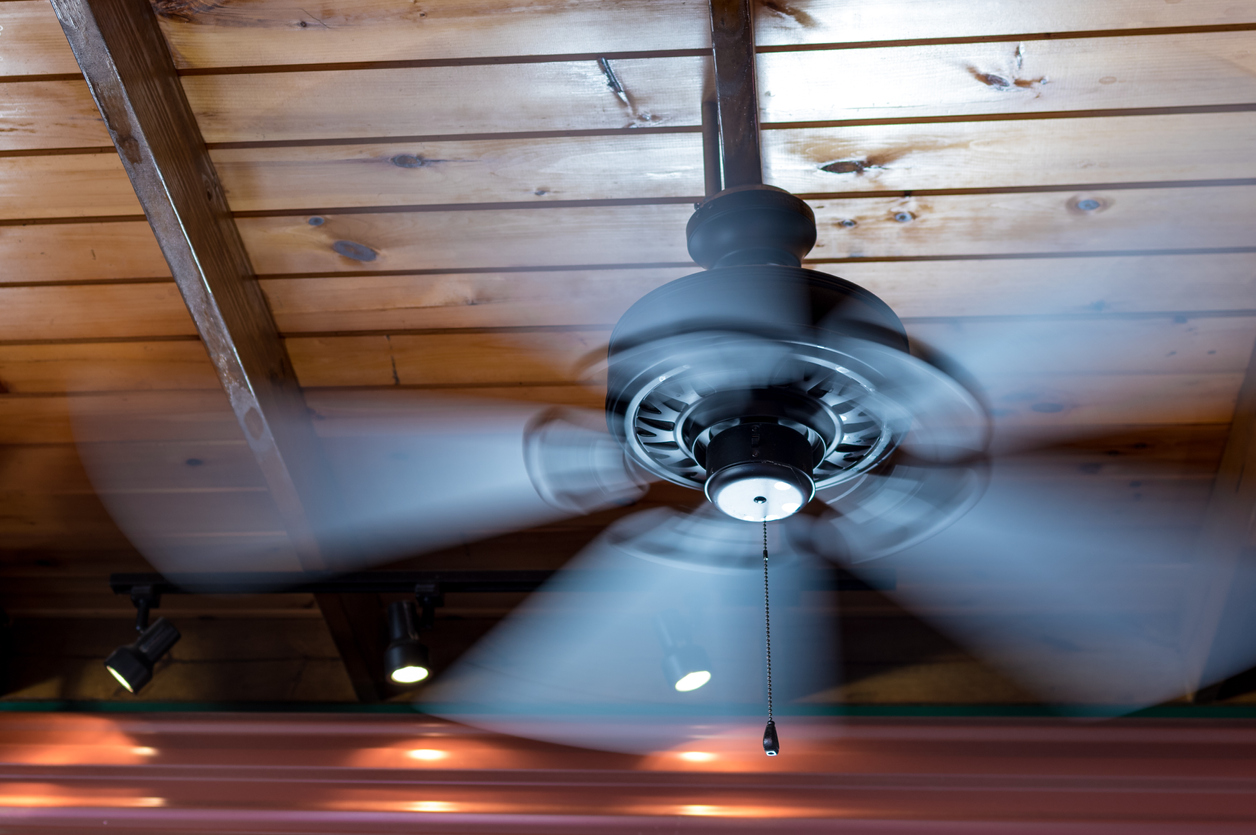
[803,452,989,562]
[821,465,1256,709]
[421,505,837,754]
[72,392,648,588]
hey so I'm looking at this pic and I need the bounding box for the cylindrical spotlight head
[385,640,431,684]
[104,617,180,694]
[662,645,712,692]
[385,600,431,685]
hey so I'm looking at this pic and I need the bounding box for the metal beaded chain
[763,519,772,723]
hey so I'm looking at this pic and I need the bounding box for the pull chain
[762,519,780,756]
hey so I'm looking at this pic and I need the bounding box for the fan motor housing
[605,185,916,516]
[606,264,910,499]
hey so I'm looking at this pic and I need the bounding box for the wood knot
[392,154,428,169]
[332,240,378,262]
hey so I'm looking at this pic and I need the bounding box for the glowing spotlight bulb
[384,601,431,686]
[390,664,430,684]
[674,670,712,692]
[772,481,791,491]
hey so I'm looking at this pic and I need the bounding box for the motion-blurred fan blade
[820,337,989,465]
[803,452,989,561]
[73,392,647,588]
[422,505,837,754]
[815,465,1256,710]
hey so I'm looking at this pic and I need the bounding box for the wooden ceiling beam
[49,0,385,700]
[1185,334,1256,697]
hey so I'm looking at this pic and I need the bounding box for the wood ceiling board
[239,204,695,274]
[296,374,1241,430]
[260,255,1256,337]
[156,0,710,70]
[213,112,1256,214]
[0,283,193,341]
[0,391,242,445]
[766,112,1256,196]
[152,0,1256,70]
[184,33,1256,145]
[985,371,1242,428]
[0,153,141,220]
[995,425,1229,479]
[263,268,696,334]
[0,491,134,543]
[837,253,1256,318]
[238,185,1256,275]
[755,0,1256,47]
[0,1,81,77]
[184,58,705,145]
[0,222,169,284]
[304,386,608,433]
[809,185,1256,258]
[0,341,219,393]
[279,316,1255,389]
[907,316,1256,377]
[0,80,110,152]
[212,133,704,212]
[32,489,290,536]
[758,32,1256,123]
[1,441,264,494]
[287,330,611,388]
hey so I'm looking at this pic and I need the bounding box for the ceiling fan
[76,0,1256,755]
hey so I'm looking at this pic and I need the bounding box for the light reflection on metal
[0,783,166,809]
[679,751,716,762]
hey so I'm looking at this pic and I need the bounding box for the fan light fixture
[104,616,180,694]
[385,600,431,685]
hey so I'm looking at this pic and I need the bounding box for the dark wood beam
[50,0,384,701]
[1184,334,1256,697]
[708,0,762,189]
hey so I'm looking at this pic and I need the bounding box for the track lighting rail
[109,568,893,597]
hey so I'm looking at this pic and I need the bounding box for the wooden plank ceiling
[1,0,1255,703]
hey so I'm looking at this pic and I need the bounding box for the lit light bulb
[674,670,711,692]
[107,666,134,692]
[407,748,446,761]
[390,665,430,684]
[772,481,791,491]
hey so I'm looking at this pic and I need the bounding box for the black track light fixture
[104,585,180,695]
[104,617,180,694]
[655,610,712,693]
[384,600,431,685]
